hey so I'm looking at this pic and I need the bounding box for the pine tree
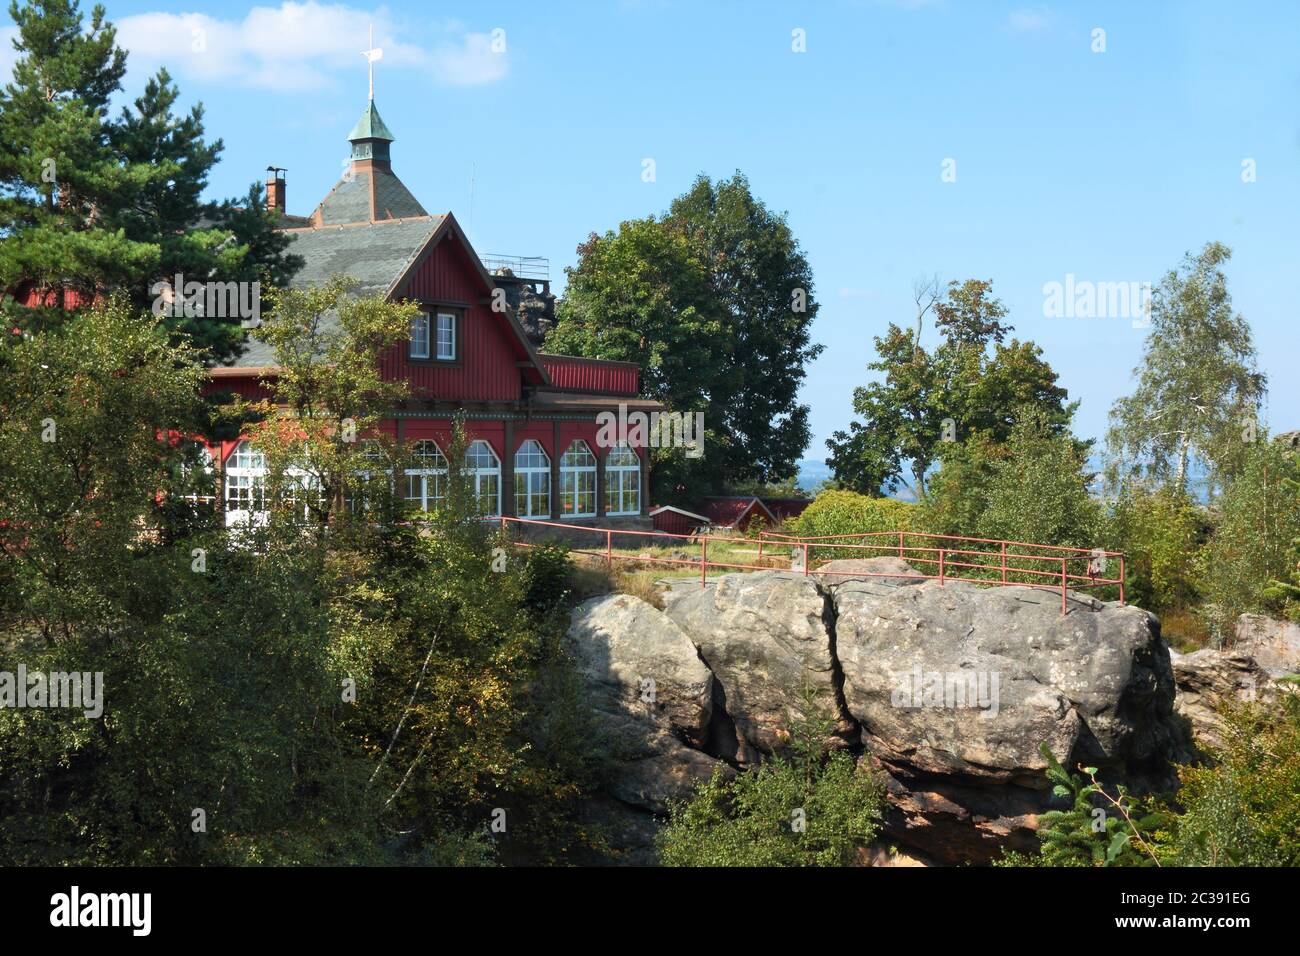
[0,1,301,364]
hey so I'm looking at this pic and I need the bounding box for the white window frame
[435,312,457,361]
[559,440,597,518]
[404,440,448,513]
[224,440,267,527]
[409,313,430,360]
[605,445,641,516]
[466,440,501,517]
[513,439,551,520]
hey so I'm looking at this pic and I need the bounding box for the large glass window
[404,440,448,512]
[513,439,550,519]
[605,445,641,516]
[560,440,597,517]
[466,440,501,516]
[224,440,266,526]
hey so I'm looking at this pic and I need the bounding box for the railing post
[1061,558,1067,615]
[803,543,809,576]
[606,529,612,568]
[938,549,945,586]
[701,537,708,588]
[758,535,764,560]
[1119,554,1126,605]
[898,531,904,558]
[1000,541,1007,584]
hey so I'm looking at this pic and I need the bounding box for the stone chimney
[266,166,286,216]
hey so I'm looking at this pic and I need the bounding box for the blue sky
[7,0,1298,459]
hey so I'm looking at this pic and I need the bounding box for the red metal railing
[497,517,1126,615]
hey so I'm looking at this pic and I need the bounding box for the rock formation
[568,560,1195,865]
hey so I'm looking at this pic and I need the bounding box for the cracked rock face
[568,593,726,813]
[567,565,1191,865]
[1170,648,1279,753]
[664,573,847,757]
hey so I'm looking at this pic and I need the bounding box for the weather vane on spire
[361,23,383,101]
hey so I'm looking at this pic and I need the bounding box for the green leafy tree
[1106,242,1265,497]
[1197,440,1300,640]
[828,279,1075,497]
[657,691,884,866]
[547,173,822,501]
[1105,485,1206,613]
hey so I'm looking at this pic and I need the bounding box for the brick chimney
[266,166,286,216]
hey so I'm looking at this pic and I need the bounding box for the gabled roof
[225,215,444,368]
[702,496,777,528]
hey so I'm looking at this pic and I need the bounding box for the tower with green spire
[348,99,395,165]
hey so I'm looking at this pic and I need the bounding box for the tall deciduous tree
[1106,242,1265,496]
[546,173,821,500]
[827,279,1075,497]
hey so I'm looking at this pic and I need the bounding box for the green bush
[657,694,885,866]
[1171,694,1300,866]
[1104,486,1207,613]
[1196,442,1300,642]
[789,490,916,561]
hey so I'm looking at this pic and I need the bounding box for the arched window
[560,440,597,517]
[513,439,550,519]
[404,440,448,512]
[224,440,267,526]
[466,440,501,516]
[605,445,641,516]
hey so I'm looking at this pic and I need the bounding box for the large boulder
[569,593,725,813]
[663,572,846,759]
[1233,614,1300,678]
[1171,648,1279,752]
[831,576,1187,863]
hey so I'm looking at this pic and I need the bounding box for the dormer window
[409,313,430,359]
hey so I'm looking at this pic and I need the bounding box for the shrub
[657,692,885,866]
[1171,694,1300,866]
[1196,442,1300,642]
[790,490,916,561]
[1104,486,1207,613]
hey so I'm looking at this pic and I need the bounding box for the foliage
[826,279,1076,497]
[1195,441,1300,641]
[0,0,300,363]
[789,489,916,561]
[1171,694,1300,866]
[972,410,1101,551]
[1262,451,1300,620]
[1002,744,1169,867]
[547,173,822,502]
[657,691,884,866]
[1104,485,1206,613]
[1106,242,1265,497]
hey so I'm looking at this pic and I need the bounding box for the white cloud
[1005,8,1050,32]
[114,3,507,93]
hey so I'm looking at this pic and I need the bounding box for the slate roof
[225,216,443,368]
[313,167,428,225]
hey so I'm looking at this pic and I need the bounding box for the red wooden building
[199,98,662,530]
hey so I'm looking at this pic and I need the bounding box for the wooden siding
[384,236,523,401]
[540,355,639,396]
